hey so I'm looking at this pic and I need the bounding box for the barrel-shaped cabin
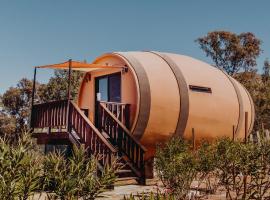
[31,51,254,183]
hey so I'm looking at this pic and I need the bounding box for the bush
[0,132,118,200]
[154,136,270,200]
[0,132,43,200]
[43,146,117,200]
[195,141,219,194]
[213,138,270,199]
[155,137,197,199]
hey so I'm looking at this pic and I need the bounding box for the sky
[0,0,269,94]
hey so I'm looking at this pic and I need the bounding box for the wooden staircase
[31,99,146,184]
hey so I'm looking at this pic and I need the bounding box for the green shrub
[195,141,219,194]
[155,137,197,199]
[0,132,43,200]
[43,146,117,200]
[214,138,270,199]
[154,136,270,200]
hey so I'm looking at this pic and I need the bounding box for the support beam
[244,112,248,144]
[66,59,72,133]
[31,67,37,108]
[30,67,37,129]
[67,59,72,100]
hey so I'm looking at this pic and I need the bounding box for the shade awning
[37,60,124,72]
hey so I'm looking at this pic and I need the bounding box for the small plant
[43,145,117,200]
[155,137,197,199]
[0,132,43,200]
[214,138,270,200]
[195,141,219,195]
[246,139,270,199]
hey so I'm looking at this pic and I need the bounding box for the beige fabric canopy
[37,60,124,72]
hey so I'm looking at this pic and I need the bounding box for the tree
[38,70,84,102]
[0,113,16,137]
[0,70,84,136]
[262,59,270,83]
[196,31,261,76]
[235,59,270,130]
[196,31,270,130]
[253,60,270,129]
[1,78,33,133]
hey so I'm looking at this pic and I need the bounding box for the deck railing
[99,101,130,129]
[99,102,146,178]
[31,99,117,166]
[31,99,68,128]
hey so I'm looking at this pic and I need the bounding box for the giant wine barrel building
[31,51,255,183]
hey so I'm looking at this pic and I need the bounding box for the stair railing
[99,101,130,129]
[99,102,146,179]
[69,101,117,165]
[31,99,118,167]
[31,99,68,128]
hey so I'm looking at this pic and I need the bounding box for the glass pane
[98,77,108,101]
[109,74,121,102]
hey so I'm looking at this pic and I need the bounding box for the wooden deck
[31,99,147,184]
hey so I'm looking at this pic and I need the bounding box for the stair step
[116,169,133,173]
[116,169,135,178]
[115,177,140,186]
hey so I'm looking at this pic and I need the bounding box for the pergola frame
[30,59,126,130]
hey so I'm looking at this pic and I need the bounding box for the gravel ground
[32,179,228,200]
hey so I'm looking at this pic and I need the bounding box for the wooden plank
[34,132,70,145]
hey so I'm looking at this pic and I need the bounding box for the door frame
[94,72,122,126]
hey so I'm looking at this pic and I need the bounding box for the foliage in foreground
[143,137,270,200]
[155,138,196,200]
[0,132,42,200]
[43,147,117,200]
[0,132,117,200]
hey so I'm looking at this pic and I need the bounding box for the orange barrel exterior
[78,51,255,159]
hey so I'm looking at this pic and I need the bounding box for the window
[189,85,212,93]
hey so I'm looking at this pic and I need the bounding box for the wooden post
[30,67,37,129]
[66,59,72,133]
[67,59,72,100]
[31,67,37,108]
[125,104,130,129]
[243,113,248,200]
[244,112,248,144]
[192,128,195,150]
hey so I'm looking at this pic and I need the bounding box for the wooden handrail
[99,101,128,105]
[70,101,117,153]
[99,102,146,178]
[31,99,118,167]
[31,99,146,182]
[99,101,130,128]
[100,102,147,152]
[31,100,68,128]
[33,99,69,106]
